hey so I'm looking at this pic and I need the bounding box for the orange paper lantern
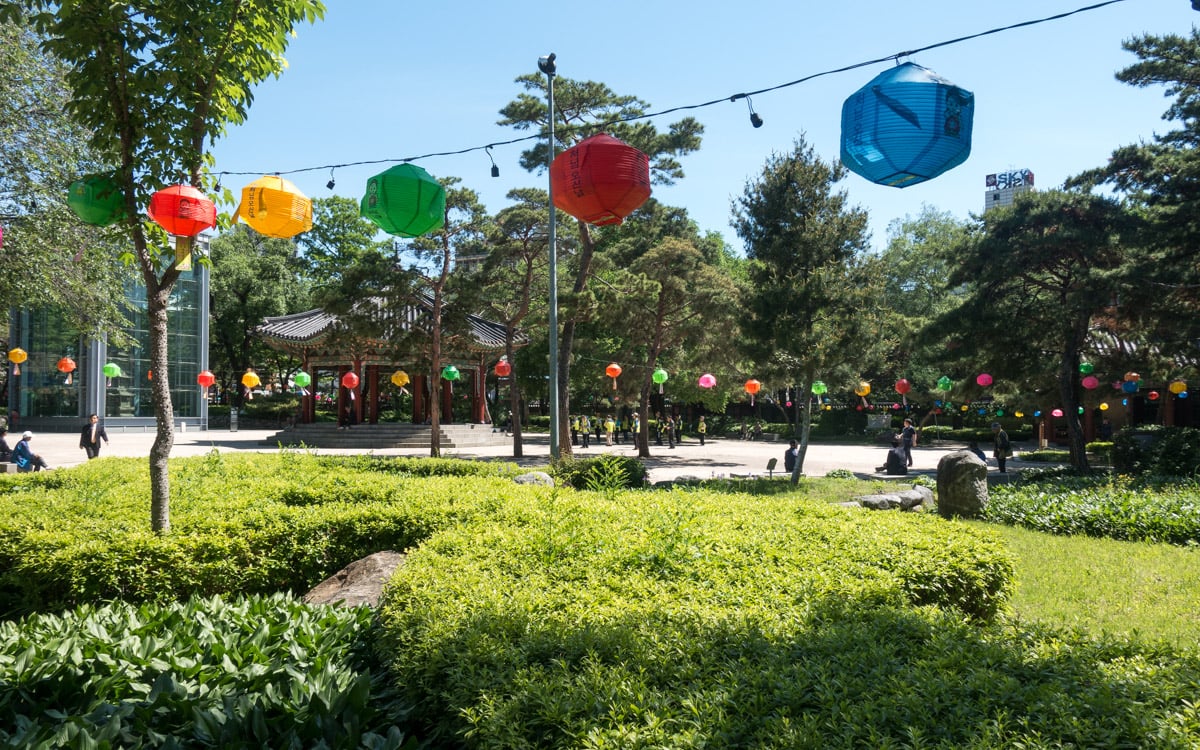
[197,370,216,388]
[605,362,622,390]
[341,372,360,390]
[494,360,512,377]
[744,379,762,395]
[148,185,216,237]
[235,175,313,238]
[551,134,651,226]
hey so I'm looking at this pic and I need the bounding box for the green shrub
[825,468,854,479]
[1020,448,1070,463]
[551,454,647,490]
[1113,426,1200,476]
[0,594,412,748]
[1087,440,1114,462]
[985,473,1200,544]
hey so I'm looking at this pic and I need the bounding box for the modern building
[6,241,210,433]
[983,168,1035,212]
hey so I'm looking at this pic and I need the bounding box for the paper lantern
[960,404,969,412]
[341,371,360,390]
[235,175,313,238]
[102,362,122,378]
[1034,410,1042,417]
[1169,380,1187,395]
[894,378,911,394]
[147,370,153,381]
[197,370,216,388]
[1121,380,1140,394]
[293,371,312,388]
[1099,402,1109,411]
[67,174,126,227]
[996,409,1005,416]
[1079,362,1095,375]
[441,365,460,382]
[1124,371,1140,382]
[1051,408,1064,418]
[698,373,716,389]
[360,164,446,238]
[605,363,622,390]
[840,62,974,188]
[854,381,871,397]
[652,368,669,385]
[976,373,993,387]
[241,371,261,389]
[56,357,76,384]
[936,376,953,391]
[551,133,651,226]
[1149,390,1161,401]
[811,381,828,395]
[1014,411,1024,418]
[148,185,216,237]
[1082,375,1100,390]
[1179,392,1189,399]
[8,347,27,376]
[389,370,409,388]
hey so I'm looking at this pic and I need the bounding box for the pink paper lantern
[1081,375,1100,390]
[976,373,993,387]
[698,373,716,389]
[1051,408,1064,417]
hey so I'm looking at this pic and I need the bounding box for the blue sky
[209,0,1194,254]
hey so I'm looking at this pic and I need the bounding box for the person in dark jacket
[13,431,49,471]
[0,428,11,463]
[784,440,799,474]
[79,413,109,459]
[876,438,908,475]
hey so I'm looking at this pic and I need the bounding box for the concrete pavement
[9,425,1003,483]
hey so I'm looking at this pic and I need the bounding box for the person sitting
[784,439,799,475]
[12,431,49,472]
[0,428,10,463]
[966,440,987,462]
[876,438,907,475]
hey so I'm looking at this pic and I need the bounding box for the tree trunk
[1059,356,1090,473]
[506,332,523,458]
[792,377,813,483]
[147,283,174,533]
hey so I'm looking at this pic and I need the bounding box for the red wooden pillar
[368,366,380,424]
[474,363,487,424]
[412,374,425,423]
[336,365,347,426]
[441,377,453,423]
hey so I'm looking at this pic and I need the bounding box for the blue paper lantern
[1121,380,1139,394]
[840,62,975,188]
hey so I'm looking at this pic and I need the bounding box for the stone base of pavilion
[262,422,512,450]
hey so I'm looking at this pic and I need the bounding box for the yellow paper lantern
[235,176,313,238]
[391,370,410,388]
[1169,380,1187,395]
[854,381,871,397]
[1014,411,1024,418]
[241,371,261,389]
[7,347,27,376]
[1099,402,1110,411]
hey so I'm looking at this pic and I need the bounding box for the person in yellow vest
[604,415,615,446]
[571,415,580,446]
[579,414,591,448]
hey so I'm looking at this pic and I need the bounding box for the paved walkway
[11,426,1024,483]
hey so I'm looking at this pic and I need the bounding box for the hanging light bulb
[326,168,336,191]
[487,145,500,178]
[746,96,763,128]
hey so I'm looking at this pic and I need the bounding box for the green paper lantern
[68,174,127,227]
[441,365,460,381]
[1079,362,1094,375]
[102,362,122,378]
[811,381,828,395]
[936,376,953,391]
[293,371,311,388]
[360,164,446,238]
[652,368,668,385]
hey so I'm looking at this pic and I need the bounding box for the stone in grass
[514,471,555,486]
[936,450,988,519]
[304,551,406,608]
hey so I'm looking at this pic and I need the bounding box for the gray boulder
[936,451,988,519]
[857,494,902,510]
[303,551,405,608]
[514,471,555,486]
[897,486,935,510]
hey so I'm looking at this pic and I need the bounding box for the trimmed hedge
[1114,426,1200,476]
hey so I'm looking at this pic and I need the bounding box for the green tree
[927,190,1139,471]
[296,196,390,290]
[3,0,325,532]
[208,225,310,402]
[499,72,703,454]
[1070,29,1200,368]
[733,136,879,479]
[0,13,131,345]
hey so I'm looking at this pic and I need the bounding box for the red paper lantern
[551,134,651,226]
[56,357,76,374]
[1149,390,1161,401]
[197,370,215,388]
[148,185,216,237]
[894,378,911,394]
[744,379,762,395]
[494,360,512,377]
[341,371,360,390]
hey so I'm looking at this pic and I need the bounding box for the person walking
[604,415,615,446]
[12,431,49,471]
[79,413,109,460]
[697,415,707,446]
[631,414,641,450]
[784,439,799,475]
[900,417,917,467]
[579,414,591,449]
[992,421,1011,473]
[666,415,676,449]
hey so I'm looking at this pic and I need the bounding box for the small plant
[583,454,630,500]
[825,468,854,479]
[552,455,647,490]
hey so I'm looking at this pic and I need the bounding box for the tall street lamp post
[539,52,560,459]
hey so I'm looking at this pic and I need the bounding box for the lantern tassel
[106,377,111,387]
[66,373,72,385]
[612,377,617,391]
[349,389,355,401]
[12,364,19,376]
[659,383,663,395]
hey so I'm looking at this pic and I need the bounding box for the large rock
[303,551,405,608]
[514,471,554,486]
[936,451,988,519]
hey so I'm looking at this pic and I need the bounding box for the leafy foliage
[0,594,412,748]
[1113,426,1200,477]
[551,454,648,490]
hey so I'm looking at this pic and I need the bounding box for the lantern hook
[486,145,499,178]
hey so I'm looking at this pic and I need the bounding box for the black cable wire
[214,0,1133,181]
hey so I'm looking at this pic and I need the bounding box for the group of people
[568,413,708,450]
[0,413,110,472]
[872,418,1013,475]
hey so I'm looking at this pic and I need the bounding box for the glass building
[6,254,210,433]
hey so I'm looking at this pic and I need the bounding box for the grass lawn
[975,520,1200,649]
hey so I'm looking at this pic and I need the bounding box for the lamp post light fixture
[539,52,561,459]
